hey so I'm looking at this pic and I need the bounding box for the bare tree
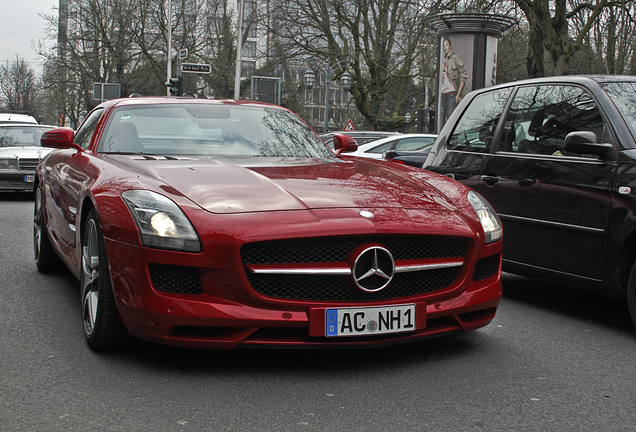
[0,56,41,118]
[38,0,241,125]
[512,0,628,77]
[266,0,442,129]
[579,3,636,75]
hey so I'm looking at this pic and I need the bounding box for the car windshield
[601,81,636,143]
[98,104,334,159]
[0,126,52,147]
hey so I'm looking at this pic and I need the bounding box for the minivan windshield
[602,81,636,143]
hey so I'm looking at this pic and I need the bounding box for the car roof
[98,96,282,111]
[355,133,438,150]
[0,123,55,128]
[0,113,38,124]
[320,131,399,139]
[480,75,636,95]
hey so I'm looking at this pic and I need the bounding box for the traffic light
[165,77,181,96]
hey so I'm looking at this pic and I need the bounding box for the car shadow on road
[501,272,635,333]
[0,191,33,201]
[114,329,490,375]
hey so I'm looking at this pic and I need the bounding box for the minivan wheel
[627,261,636,327]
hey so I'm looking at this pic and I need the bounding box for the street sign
[251,76,281,105]
[93,83,121,102]
[179,49,188,59]
[181,63,212,74]
[343,119,356,131]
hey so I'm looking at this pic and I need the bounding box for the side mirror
[333,133,358,155]
[564,131,614,158]
[41,128,82,152]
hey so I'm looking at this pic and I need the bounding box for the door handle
[518,179,537,187]
[480,175,499,185]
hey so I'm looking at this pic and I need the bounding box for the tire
[628,260,636,327]
[33,185,62,272]
[81,208,125,350]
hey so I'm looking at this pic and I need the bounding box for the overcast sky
[1,0,58,68]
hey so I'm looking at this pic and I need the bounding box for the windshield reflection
[602,81,636,143]
[98,104,334,159]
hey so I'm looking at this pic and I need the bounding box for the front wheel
[627,261,636,327]
[33,185,62,272]
[81,208,125,350]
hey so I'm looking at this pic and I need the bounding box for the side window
[501,85,607,156]
[74,109,104,150]
[447,88,512,153]
[366,142,394,154]
[395,137,436,150]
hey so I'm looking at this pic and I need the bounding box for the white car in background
[320,130,400,149]
[0,124,56,191]
[343,133,438,159]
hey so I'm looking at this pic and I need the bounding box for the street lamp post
[166,0,173,96]
[303,60,353,133]
[404,112,412,132]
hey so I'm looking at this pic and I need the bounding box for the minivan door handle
[480,174,499,186]
[518,179,537,187]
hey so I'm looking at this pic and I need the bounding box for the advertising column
[426,14,516,132]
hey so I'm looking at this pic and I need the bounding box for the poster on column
[437,34,474,132]
[485,35,499,87]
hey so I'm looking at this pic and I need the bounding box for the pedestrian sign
[343,120,356,131]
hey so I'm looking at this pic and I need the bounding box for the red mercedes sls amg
[34,97,503,350]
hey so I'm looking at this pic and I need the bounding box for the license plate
[24,175,34,182]
[325,304,416,337]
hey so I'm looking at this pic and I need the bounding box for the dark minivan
[424,75,636,326]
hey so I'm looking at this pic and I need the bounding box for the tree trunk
[526,17,545,78]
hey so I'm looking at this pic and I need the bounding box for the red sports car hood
[111,156,458,214]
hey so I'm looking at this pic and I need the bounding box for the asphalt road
[1,192,635,431]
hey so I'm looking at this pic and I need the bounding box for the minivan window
[500,85,606,156]
[446,88,512,153]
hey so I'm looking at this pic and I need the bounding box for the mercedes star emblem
[352,246,395,292]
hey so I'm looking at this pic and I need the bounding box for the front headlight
[0,157,18,170]
[122,190,201,252]
[467,190,502,244]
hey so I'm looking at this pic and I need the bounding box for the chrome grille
[246,267,462,301]
[242,235,467,301]
[18,158,40,171]
[242,235,466,264]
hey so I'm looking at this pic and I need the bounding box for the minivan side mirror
[333,133,358,155]
[564,131,614,158]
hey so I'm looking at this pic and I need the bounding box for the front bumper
[105,233,502,349]
[0,171,34,191]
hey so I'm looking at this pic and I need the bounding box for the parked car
[339,133,437,160]
[320,130,399,149]
[379,134,439,167]
[424,75,636,326]
[34,97,503,351]
[384,146,436,168]
[0,124,56,191]
[0,112,38,124]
